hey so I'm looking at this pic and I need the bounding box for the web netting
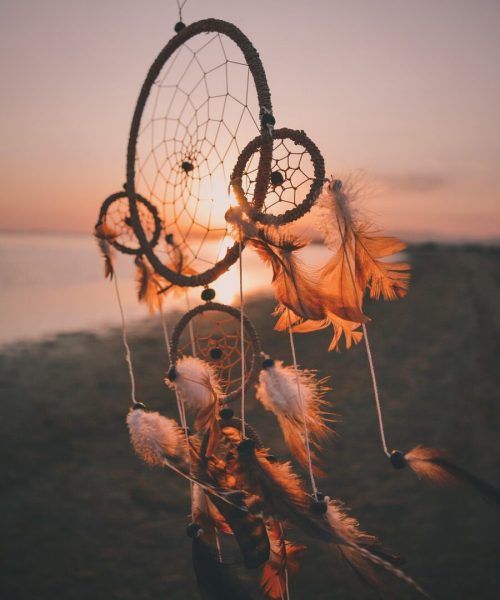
[135,31,261,274]
[174,307,256,398]
[243,139,314,216]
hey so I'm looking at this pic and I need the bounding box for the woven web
[101,196,158,252]
[177,310,254,396]
[241,137,316,216]
[135,32,261,275]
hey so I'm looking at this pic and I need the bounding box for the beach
[1,244,500,599]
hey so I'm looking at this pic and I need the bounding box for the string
[112,272,137,405]
[175,0,187,22]
[287,312,318,496]
[333,183,391,457]
[185,290,197,356]
[239,240,246,439]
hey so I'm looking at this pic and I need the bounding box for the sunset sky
[1,0,499,241]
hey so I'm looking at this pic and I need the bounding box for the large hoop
[126,19,275,287]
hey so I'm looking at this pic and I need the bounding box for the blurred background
[1,1,499,599]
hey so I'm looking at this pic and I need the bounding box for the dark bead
[314,491,325,501]
[262,358,275,369]
[390,450,407,470]
[237,438,255,455]
[186,522,201,538]
[165,233,175,245]
[261,112,276,128]
[332,179,343,192]
[166,366,177,381]
[201,287,216,301]
[181,160,194,173]
[270,171,284,186]
[174,21,186,33]
[266,454,277,463]
[210,347,223,360]
[310,499,328,515]
[124,216,132,226]
[219,408,234,420]
[132,402,146,411]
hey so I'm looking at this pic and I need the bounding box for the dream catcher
[95,5,500,599]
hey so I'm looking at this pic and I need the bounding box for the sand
[1,244,500,599]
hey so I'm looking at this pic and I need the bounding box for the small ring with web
[168,301,262,405]
[96,191,162,255]
[231,127,325,225]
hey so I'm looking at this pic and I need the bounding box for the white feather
[127,408,187,467]
[256,360,318,421]
[166,356,222,413]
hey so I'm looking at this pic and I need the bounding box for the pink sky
[0,0,499,241]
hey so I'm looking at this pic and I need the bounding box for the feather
[94,223,116,279]
[256,360,332,474]
[315,179,410,316]
[126,407,188,468]
[166,356,222,431]
[324,500,429,598]
[226,207,324,322]
[234,440,332,541]
[403,446,500,505]
[261,521,305,600]
[135,256,166,314]
[161,234,198,296]
[274,305,363,353]
[191,533,254,600]
[194,429,271,569]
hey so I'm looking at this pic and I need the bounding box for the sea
[0,232,332,346]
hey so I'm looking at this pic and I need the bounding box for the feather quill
[403,446,500,504]
[94,223,116,279]
[256,360,332,474]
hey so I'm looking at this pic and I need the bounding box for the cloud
[379,171,448,194]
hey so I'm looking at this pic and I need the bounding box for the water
[0,233,313,345]
[0,232,408,346]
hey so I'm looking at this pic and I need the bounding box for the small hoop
[231,127,325,225]
[96,191,161,255]
[169,301,262,404]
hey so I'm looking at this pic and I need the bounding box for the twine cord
[287,312,318,496]
[112,272,137,405]
[239,240,246,439]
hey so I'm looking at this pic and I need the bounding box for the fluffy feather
[126,408,188,468]
[94,223,116,279]
[404,446,500,504]
[256,360,332,474]
[260,521,305,600]
[166,356,222,431]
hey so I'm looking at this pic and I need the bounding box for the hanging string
[185,290,197,356]
[287,312,318,496]
[175,0,188,22]
[112,272,137,405]
[362,323,390,456]
[333,183,391,457]
[239,240,246,439]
